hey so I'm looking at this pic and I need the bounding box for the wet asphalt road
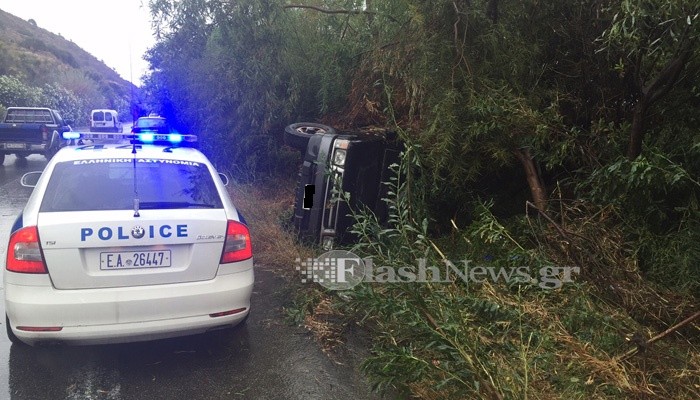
[0,154,379,400]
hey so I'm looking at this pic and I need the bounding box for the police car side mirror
[20,171,43,188]
[218,172,230,186]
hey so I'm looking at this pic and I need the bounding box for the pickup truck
[0,107,72,165]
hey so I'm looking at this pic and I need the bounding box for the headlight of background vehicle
[333,139,349,166]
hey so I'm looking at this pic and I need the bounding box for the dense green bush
[0,75,43,106]
[140,2,699,396]
[0,74,100,125]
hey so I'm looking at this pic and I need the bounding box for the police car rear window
[135,118,166,128]
[40,159,224,212]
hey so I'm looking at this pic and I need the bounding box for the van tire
[284,123,336,151]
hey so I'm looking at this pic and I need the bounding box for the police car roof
[52,143,211,164]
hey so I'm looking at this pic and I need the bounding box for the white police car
[4,132,253,346]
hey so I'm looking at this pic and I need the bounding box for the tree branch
[643,47,693,104]
[620,311,700,361]
[627,39,695,159]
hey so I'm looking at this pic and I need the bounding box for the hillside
[0,8,144,123]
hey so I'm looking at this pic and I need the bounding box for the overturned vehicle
[285,123,403,249]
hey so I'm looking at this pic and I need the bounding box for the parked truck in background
[0,107,72,165]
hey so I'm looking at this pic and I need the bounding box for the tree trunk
[626,47,692,160]
[514,148,547,211]
[627,99,648,160]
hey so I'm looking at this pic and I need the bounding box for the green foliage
[0,10,136,124]
[581,148,700,295]
[341,144,698,398]
[138,0,700,397]
[40,82,85,124]
[344,144,623,397]
[584,151,699,224]
[0,75,42,106]
[601,0,700,64]
[145,0,367,177]
[0,75,99,126]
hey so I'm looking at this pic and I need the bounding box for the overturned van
[285,123,403,249]
[90,109,122,133]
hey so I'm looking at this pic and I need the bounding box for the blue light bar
[62,131,81,140]
[138,133,155,143]
[60,132,198,147]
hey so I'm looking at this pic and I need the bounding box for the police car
[4,131,253,346]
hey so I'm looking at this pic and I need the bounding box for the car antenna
[132,140,140,218]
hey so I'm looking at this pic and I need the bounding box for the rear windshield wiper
[139,201,219,209]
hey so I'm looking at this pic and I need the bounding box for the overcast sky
[0,0,156,86]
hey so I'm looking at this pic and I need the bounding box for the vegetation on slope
[0,8,145,124]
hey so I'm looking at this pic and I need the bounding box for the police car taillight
[6,226,48,274]
[220,221,252,263]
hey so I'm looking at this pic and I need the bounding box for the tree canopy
[144,0,699,279]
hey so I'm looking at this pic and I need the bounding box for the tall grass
[335,143,700,399]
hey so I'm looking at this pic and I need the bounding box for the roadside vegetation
[0,9,142,124]
[2,0,698,398]
[144,0,698,398]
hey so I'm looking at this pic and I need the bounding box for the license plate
[6,143,25,149]
[100,250,172,270]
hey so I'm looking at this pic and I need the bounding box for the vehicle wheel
[207,312,249,341]
[6,315,25,346]
[45,131,61,160]
[236,311,250,327]
[0,153,5,165]
[284,123,336,151]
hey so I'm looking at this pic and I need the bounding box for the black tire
[45,131,60,160]
[6,315,25,346]
[0,153,5,165]
[207,311,250,342]
[284,123,336,151]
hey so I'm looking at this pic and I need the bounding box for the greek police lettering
[73,159,200,167]
[137,159,200,167]
[80,224,189,241]
[73,159,132,164]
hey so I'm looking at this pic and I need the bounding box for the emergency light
[62,131,197,146]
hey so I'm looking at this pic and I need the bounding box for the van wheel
[284,123,336,151]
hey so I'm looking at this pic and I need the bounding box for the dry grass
[227,178,314,276]
[226,180,700,399]
[226,178,344,356]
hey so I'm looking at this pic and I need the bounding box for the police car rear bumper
[4,267,253,346]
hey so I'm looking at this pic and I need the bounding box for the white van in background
[89,109,122,132]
